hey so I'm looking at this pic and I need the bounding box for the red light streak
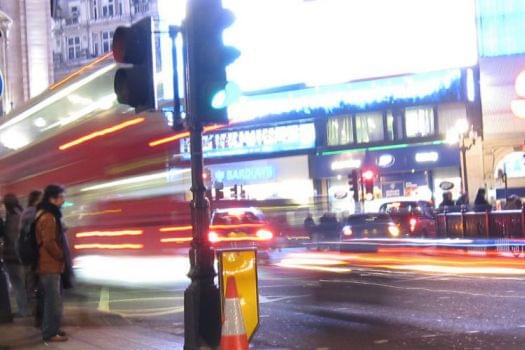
[148,124,226,148]
[74,243,143,250]
[75,230,143,238]
[59,117,145,150]
[160,237,193,244]
[50,52,113,90]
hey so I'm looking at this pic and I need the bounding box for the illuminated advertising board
[158,0,477,120]
[180,123,315,159]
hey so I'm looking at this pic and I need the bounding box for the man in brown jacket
[35,185,68,342]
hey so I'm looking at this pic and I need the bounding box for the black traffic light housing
[112,17,157,112]
[348,170,359,202]
[230,184,238,199]
[185,0,240,125]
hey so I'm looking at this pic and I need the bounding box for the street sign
[218,249,259,340]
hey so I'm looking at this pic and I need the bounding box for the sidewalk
[0,308,185,349]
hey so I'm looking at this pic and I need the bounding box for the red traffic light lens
[362,170,374,181]
[112,27,128,63]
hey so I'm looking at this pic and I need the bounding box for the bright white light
[0,64,116,132]
[74,255,190,286]
[34,117,47,128]
[415,152,439,163]
[455,119,469,135]
[80,169,190,192]
[67,94,93,105]
[515,70,525,98]
[466,68,475,102]
[221,0,477,92]
[511,99,525,119]
[0,130,30,150]
[331,159,362,171]
[446,129,459,145]
[97,94,117,110]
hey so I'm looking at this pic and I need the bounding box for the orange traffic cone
[220,276,249,350]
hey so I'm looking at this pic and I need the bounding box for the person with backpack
[36,185,71,343]
[19,190,42,326]
[2,193,30,317]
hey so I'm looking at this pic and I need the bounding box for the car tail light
[409,218,417,232]
[256,229,273,240]
[388,224,400,237]
[342,225,353,236]
[208,231,219,243]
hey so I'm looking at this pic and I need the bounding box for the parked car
[208,207,276,250]
[378,201,436,237]
[340,213,400,240]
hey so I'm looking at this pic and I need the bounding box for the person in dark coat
[474,188,491,212]
[3,194,30,317]
[304,212,316,238]
[20,190,43,326]
[36,185,72,342]
[438,192,455,211]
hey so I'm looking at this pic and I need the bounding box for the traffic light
[230,184,238,199]
[348,170,359,202]
[112,17,156,112]
[185,0,241,125]
[362,169,375,196]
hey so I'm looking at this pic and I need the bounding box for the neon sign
[180,123,315,159]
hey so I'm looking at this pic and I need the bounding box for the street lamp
[446,119,478,197]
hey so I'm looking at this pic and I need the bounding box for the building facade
[471,0,525,206]
[51,0,158,81]
[0,0,53,115]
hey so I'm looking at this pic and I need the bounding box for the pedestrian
[455,193,469,210]
[20,190,43,327]
[474,188,491,212]
[504,195,523,210]
[0,214,14,323]
[438,192,455,211]
[36,185,71,342]
[2,193,30,317]
[304,212,316,238]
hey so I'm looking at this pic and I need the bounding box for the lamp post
[447,119,478,198]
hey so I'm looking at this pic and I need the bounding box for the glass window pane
[327,115,353,146]
[405,106,434,138]
[355,112,384,143]
[386,112,394,141]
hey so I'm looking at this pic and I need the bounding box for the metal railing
[436,209,525,239]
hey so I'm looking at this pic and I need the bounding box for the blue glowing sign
[180,123,315,159]
[227,69,464,123]
[213,165,276,184]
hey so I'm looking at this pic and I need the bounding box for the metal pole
[461,138,469,197]
[183,3,221,348]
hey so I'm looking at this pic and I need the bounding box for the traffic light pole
[184,120,221,349]
[183,3,222,348]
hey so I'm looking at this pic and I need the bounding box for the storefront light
[331,159,362,171]
[415,152,439,163]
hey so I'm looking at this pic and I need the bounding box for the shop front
[311,143,461,213]
[206,155,313,204]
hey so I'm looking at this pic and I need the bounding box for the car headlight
[342,225,353,236]
[388,225,400,237]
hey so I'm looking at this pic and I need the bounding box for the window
[355,112,384,143]
[386,112,394,141]
[67,36,81,60]
[327,115,353,146]
[65,5,80,25]
[404,106,435,138]
[102,0,114,17]
[92,0,98,19]
[102,31,113,53]
[133,0,149,14]
[92,33,99,56]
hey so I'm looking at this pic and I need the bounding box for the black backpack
[17,213,44,266]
